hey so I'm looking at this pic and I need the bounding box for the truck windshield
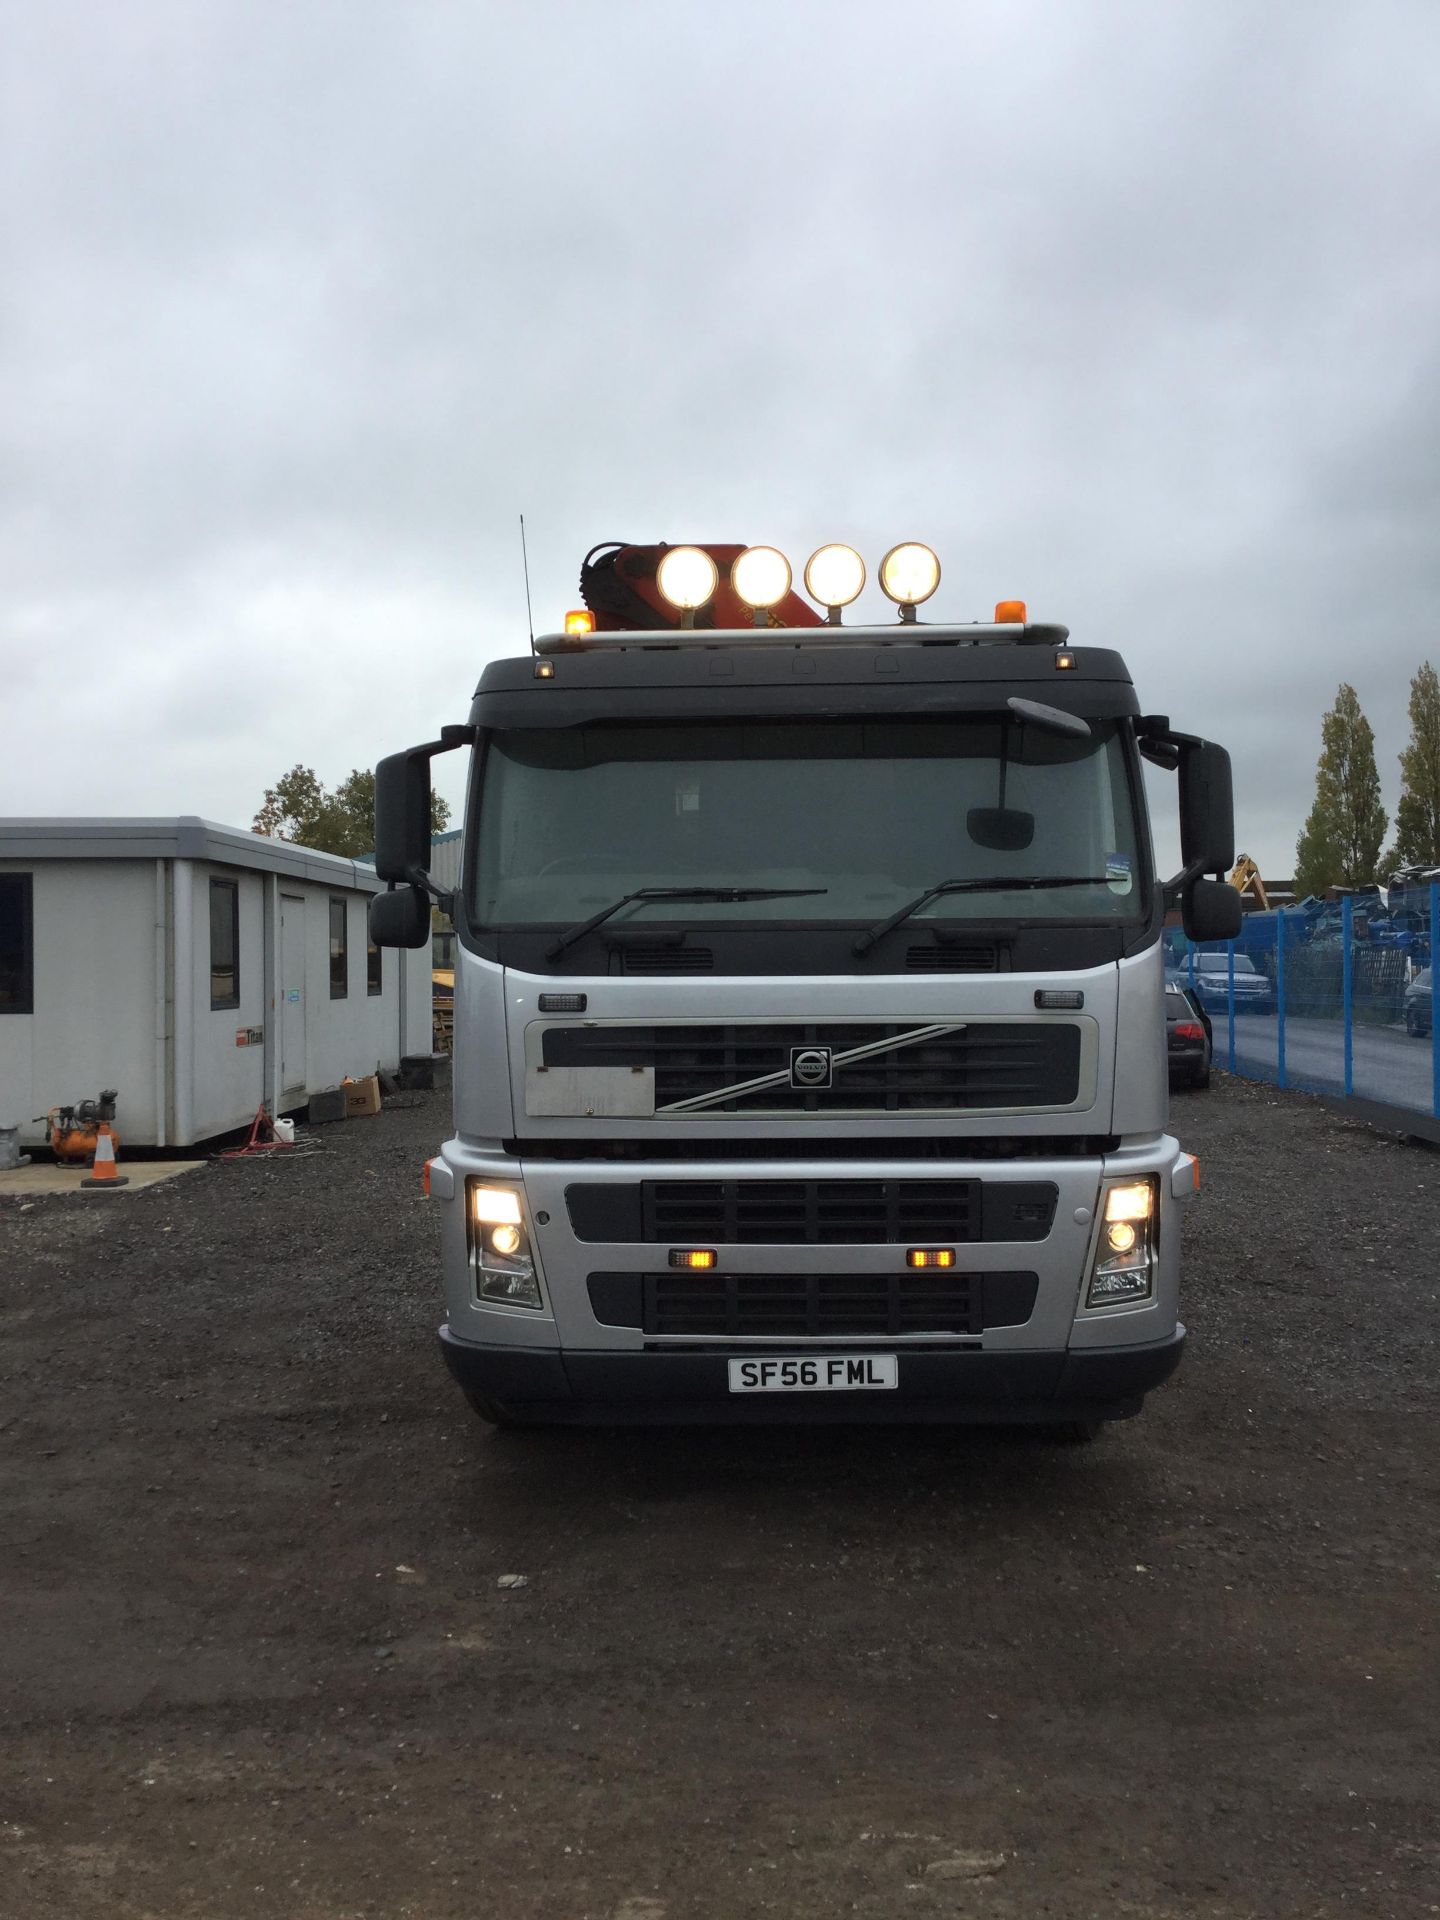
[472,718,1144,929]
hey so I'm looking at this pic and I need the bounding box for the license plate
[727,1355,898,1393]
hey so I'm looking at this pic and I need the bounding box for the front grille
[541,1020,1082,1113]
[566,1178,1056,1243]
[585,1269,1039,1338]
[644,1178,977,1244]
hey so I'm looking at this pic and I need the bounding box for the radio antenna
[519,514,535,653]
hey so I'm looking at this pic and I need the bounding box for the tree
[253,764,450,858]
[1293,683,1387,897]
[1385,661,1440,872]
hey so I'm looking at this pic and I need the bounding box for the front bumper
[438,1322,1186,1425]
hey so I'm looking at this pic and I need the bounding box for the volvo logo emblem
[790,1046,833,1089]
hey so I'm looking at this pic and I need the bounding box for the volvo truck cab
[371,541,1240,1432]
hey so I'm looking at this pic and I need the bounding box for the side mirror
[374,749,433,884]
[1183,877,1242,944]
[967,806,1035,852]
[369,885,431,949]
[1179,742,1235,875]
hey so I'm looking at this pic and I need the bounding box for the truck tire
[1047,1419,1102,1444]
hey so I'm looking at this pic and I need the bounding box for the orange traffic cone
[81,1124,129,1190]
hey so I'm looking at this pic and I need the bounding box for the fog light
[656,545,719,615]
[878,542,940,614]
[731,546,792,612]
[803,543,866,617]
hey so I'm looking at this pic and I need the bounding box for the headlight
[803,543,866,614]
[878,541,941,610]
[1086,1176,1158,1307]
[468,1181,544,1309]
[730,545,792,611]
[656,545,719,613]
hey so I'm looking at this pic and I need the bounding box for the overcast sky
[3,0,1438,875]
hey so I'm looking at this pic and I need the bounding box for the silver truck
[369,541,1240,1435]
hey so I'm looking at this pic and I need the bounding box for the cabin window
[0,873,34,1014]
[329,897,349,998]
[209,879,240,1011]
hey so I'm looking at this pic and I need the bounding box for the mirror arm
[1162,857,1211,911]
[392,723,475,899]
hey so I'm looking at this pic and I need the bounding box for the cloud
[2,0,1438,875]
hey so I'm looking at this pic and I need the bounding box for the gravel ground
[1,1078,1436,1920]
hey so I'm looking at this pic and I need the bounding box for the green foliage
[1386,661,1440,871]
[1293,683,1387,897]
[253,764,450,858]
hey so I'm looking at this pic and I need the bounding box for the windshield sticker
[675,781,700,815]
[1105,852,1133,895]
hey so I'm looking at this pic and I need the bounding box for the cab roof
[471,628,1139,730]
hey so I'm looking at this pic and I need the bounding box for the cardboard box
[343,1073,381,1118]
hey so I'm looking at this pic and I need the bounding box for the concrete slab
[0,1159,206,1199]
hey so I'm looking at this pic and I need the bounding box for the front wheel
[1405,1008,1423,1038]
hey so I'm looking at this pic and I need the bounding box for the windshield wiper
[852,875,1112,955]
[546,886,829,960]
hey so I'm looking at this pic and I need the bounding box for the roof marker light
[878,542,940,622]
[656,546,719,626]
[564,608,595,636]
[1054,651,1074,671]
[995,600,1026,624]
[803,544,866,624]
[731,546,792,622]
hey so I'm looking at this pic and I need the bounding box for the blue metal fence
[1168,882,1440,1121]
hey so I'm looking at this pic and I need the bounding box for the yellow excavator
[1228,854,1269,910]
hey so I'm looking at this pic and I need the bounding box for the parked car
[1180,951,1275,1015]
[1403,967,1433,1038]
[1166,985,1212,1088]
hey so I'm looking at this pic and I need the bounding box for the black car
[1403,966,1432,1038]
[1166,985,1212,1089]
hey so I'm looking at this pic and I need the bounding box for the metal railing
[1170,881,1440,1122]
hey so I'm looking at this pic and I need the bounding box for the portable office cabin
[0,818,432,1149]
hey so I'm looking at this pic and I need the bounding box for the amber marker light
[564,608,595,636]
[1054,651,1075,670]
[669,1249,717,1269]
[907,1248,955,1268]
[995,600,1027,623]
[422,1159,433,1197]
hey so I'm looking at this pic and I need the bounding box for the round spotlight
[878,542,941,608]
[731,546,792,610]
[803,544,866,612]
[656,545,719,613]
[489,1223,522,1257]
